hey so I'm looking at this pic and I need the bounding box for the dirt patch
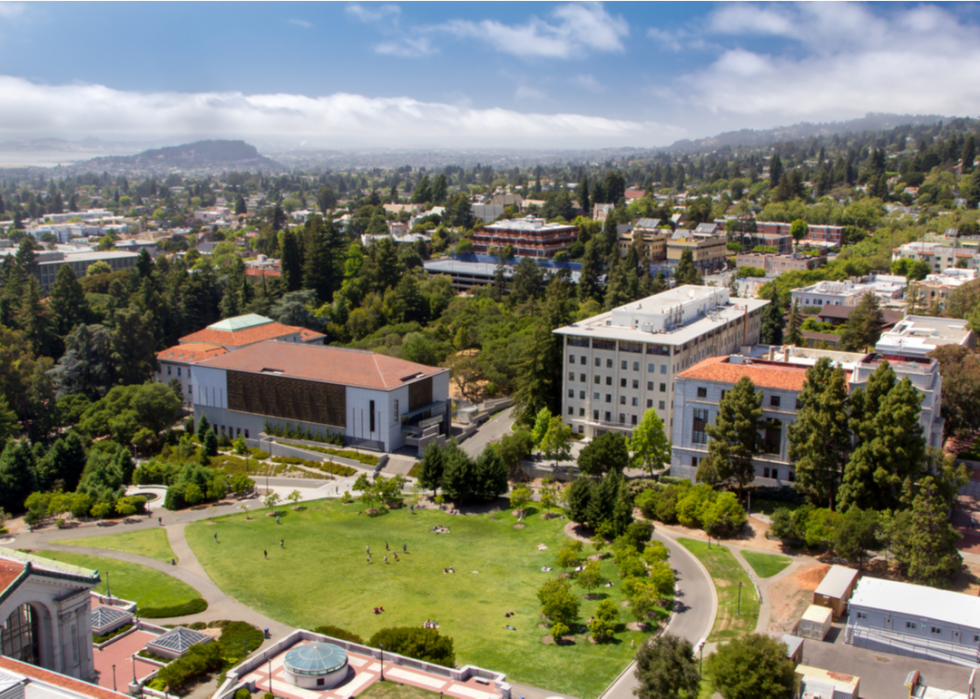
[541,513,560,520]
[513,524,526,530]
[766,560,826,633]
[626,621,650,632]
[620,600,630,607]
[563,521,592,542]
[587,554,604,562]
[540,635,554,645]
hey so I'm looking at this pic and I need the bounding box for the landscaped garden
[53,528,177,563]
[740,551,792,579]
[35,550,207,617]
[185,501,655,699]
[678,539,759,642]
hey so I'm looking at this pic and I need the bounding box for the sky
[2,1,980,151]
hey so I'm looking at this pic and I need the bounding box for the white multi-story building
[892,241,980,273]
[790,276,906,309]
[875,315,977,359]
[670,345,945,485]
[552,286,768,439]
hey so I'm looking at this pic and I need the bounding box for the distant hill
[662,113,948,154]
[72,139,282,173]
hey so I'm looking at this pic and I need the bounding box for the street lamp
[106,570,111,599]
[737,581,742,616]
[132,654,136,683]
[379,644,385,682]
[112,664,117,692]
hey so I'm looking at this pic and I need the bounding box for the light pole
[112,664,117,692]
[268,657,273,698]
[379,644,385,682]
[132,654,137,683]
[106,570,110,599]
[737,582,742,616]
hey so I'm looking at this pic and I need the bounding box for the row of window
[567,373,671,394]
[569,355,669,375]
[217,425,249,439]
[166,365,191,378]
[694,385,796,409]
[567,388,669,408]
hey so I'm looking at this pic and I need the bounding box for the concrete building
[421,258,580,292]
[191,341,450,453]
[875,315,977,359]
[755,221,844,246]
[0,549,100,681]
[552,286,767,439]
[618,224,668,261]
[178,314,325,350]
[813,565,860,620]
[471,216,578,259]
[910,268,980,310]
[666,230,727,273]
[0,657,129,699]
[155,344,229,408]
[734,252,826,275]
[732,231,794,254]
[0,250,138,292]
[670,345,945,484]
[846,577,980,667]
[790,276,907,309]
[893,241,980,273]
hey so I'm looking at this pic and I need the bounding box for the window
[369,400,376,432]
[620,396,626,405]
[619,413,626,424]
[568,407,574,415]
[621,360,628,370]
[647,381,654,391]
[606,377,613,386]
[177,367,182,377]
[659,401,665,410]
[906,622,917,630]
[763,467,770,478]
[856,612,868,620]
[692,408,709,444]
[593,410,599,421]
[606,359,613,368]
[167,366,172,376]
[606,394,612,403]
[795,398,803,410]
[620,378,627,388]
[771,468,779,480]
[568,372,575,381]
[593,375,599,385]
[579,408,585,417]
[595,358,601,367]
[633,361,640,371]
[660,365,667,374]
[244,429,249,439]
[579,391,586,399]
[647,399,653,408]
[764,419,782,454]
[660,383,667,393]
[931,627,942,635]
[632,397,638,407]
[568,389,574,398]
[697,387,707,398]
[648,363,655,372]
[604,411,611,422]
[569,355,575,364]
[579,425,584,434]
[581,356,586,364]
[632,379,639,389]
[580,374,586,382]
[721,390,727,401]
[770,395,781,408]
[393,399,399,422]
[691,456,699,467]
[594,392,600,400]
[631,414,638,425]
[788,470,795,482]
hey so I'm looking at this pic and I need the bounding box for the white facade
[553,286,768,439]
[893,241,980,273]
[790,276,907,309]
[876,315,977,359]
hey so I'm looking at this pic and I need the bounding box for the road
[601,531,717,699]
[460,406,516,458]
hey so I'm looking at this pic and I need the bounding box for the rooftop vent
[260,368,284,375]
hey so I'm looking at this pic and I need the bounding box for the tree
[316,186,337,214]
[512,324,562,425]
[707,634,796,699]
[20,278,57,358]
[702,376,762,497]
[963,134,976,174]
[588,599,619,642]
[440,440,476,502]
[674,249,702,286]
[201,428,218,463]
[789,219,808,250]
[768,154,784,190]
[279,229,303,293]
[550,621,569,645]
[368,627,455,668]
[840,292,884,352]
[634,634,700,699]
[509,484,532,520]
[928,345,980,438]
[759,297,783,345]
[540,416,572,466]
[0,440,36,513]
[263,491,281,511]
[785,301,803,346]
[576,559,605,597]
[906,478,962,587]
[629,408,670,475]
[833,506,879,568]
[565,476,593,524]
[111,306,158,386]
[556,540,582,571]
[48,265,89,338]
[417,441,445,495]
[531,407,551,447]
[537,578,580,625]
[788,359,850,509]
[578,432,630,477]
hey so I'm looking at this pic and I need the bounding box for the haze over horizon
[3,1,980,150]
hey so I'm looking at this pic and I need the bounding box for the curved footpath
[600,529,717,699]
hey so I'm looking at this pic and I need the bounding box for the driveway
[460,407,516,458]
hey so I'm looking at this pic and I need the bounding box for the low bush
[93,623,133,644]
[312,625,364,644]
[147,678,167,691]
[284,443,380,467]
[263,421,344,446]
[234,689,251,699]
[641,482,746,536]
[367,627,455,668]
[140,598,208,618]
[269,456,356,478]
[626,478,659,500]
[214,621,263,658]
[156,642,223,692]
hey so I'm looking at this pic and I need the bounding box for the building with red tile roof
[191,341,450,454]
[0,656,131,699]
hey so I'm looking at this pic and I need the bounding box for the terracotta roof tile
[0,656,130,699]
[0,559,25,595]
[678,356,811,392]
[197,340,446,391]
[180,322,308,348]
[157,343,229,364]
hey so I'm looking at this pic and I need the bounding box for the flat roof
[197,340,447,391]
[677,355,816,392]
[849,577,980,629]
[814,565,860,599]
[802,604,833,623]
[45,251,138,263]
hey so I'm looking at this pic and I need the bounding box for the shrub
[312,625,364,644]
[235,689,251,699]
[537,577,580,626]
[140,598,208,618]
[156,642,223,692]
[626,479,660,500]
[367,627,455,668]
[215,621,263,658]
[148,678,167,691]
[93,623,133,644]
[279,443,380,467]
[658,475,690,487]
[768,508,800,540]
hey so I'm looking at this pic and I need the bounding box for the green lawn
[357,682,438,698]
[740,551,792,579]
[186,502,653,699]
[53,528,177,563]
[34,550,206,617]
[678,539,759,643]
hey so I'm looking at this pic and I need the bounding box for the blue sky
[2,2,980,149]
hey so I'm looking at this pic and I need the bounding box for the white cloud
[0,76,683,149]
[572,74,604,93]
[646,27,682,52]
[434,2,628,59]
[374,36,435,58]
[287,18,313,29]
[676,4,980,123]
[0,2,25,19]
[346,3,400,24]
[515,85,548,102]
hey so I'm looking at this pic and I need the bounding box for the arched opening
[2,604,41,666]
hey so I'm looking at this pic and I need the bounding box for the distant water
[0,149,122,168]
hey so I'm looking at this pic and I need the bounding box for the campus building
[670,345,945,485]
[470,216,578,259]
[790,276,907,309]
[0,250,138,292]
[909,268,980,310]
[892,241,980,273]
[552,286,767,440]
[665,230,727,273]
[191,341,450,453]
[734,252,826,275]
[875,315,977,359]
[617,221,668,261]
[755,221,844,246]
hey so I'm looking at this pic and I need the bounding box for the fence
[845,624,980,667]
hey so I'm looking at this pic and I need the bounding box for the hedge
[287,444,380,467]
[140,598,208,618]
[311,625,364,644]
[270,456,356,477]
[93,623,132,644]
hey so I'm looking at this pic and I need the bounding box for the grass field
[678,539,759,643]
[740,551,792,579]
[357,682,437,698]
[53,529,177,563]
[186,502,652,699]
[35,550,205,616]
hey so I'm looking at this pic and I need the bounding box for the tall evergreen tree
[111,306,158,387]
[576,175,591,216]
[768,154,784,189]
[905,478,962,587]
[785,301,803,346]
[430,173,448,205]
[279,229,303,293]
[418,441,445,495]
[840,292,884,352]
[759,297,783,345]
[603,254,630,310]
[48,264,89,338]
[700,376,762,497]
[962,135,976,174]
[20,277,57,358]
[578,238,603,303]
[411,175,432,205]
[674,249,702,285]
[788,359,850,509]
[0,440,36,513]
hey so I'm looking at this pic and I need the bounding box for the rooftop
[554,286,768,346]
[849,577,980,629]
[0,657,131,699]
[148,627,211,654]
[481,215,576,232]
[90,606,132,631]
[814,565,860,599]
[208,314,274,332]
[197,340,446,391]
[677,355,814,392]
[157,343,229,364]
[283,643,348,676]
[876,315,975,356]
[180,319,322,348]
